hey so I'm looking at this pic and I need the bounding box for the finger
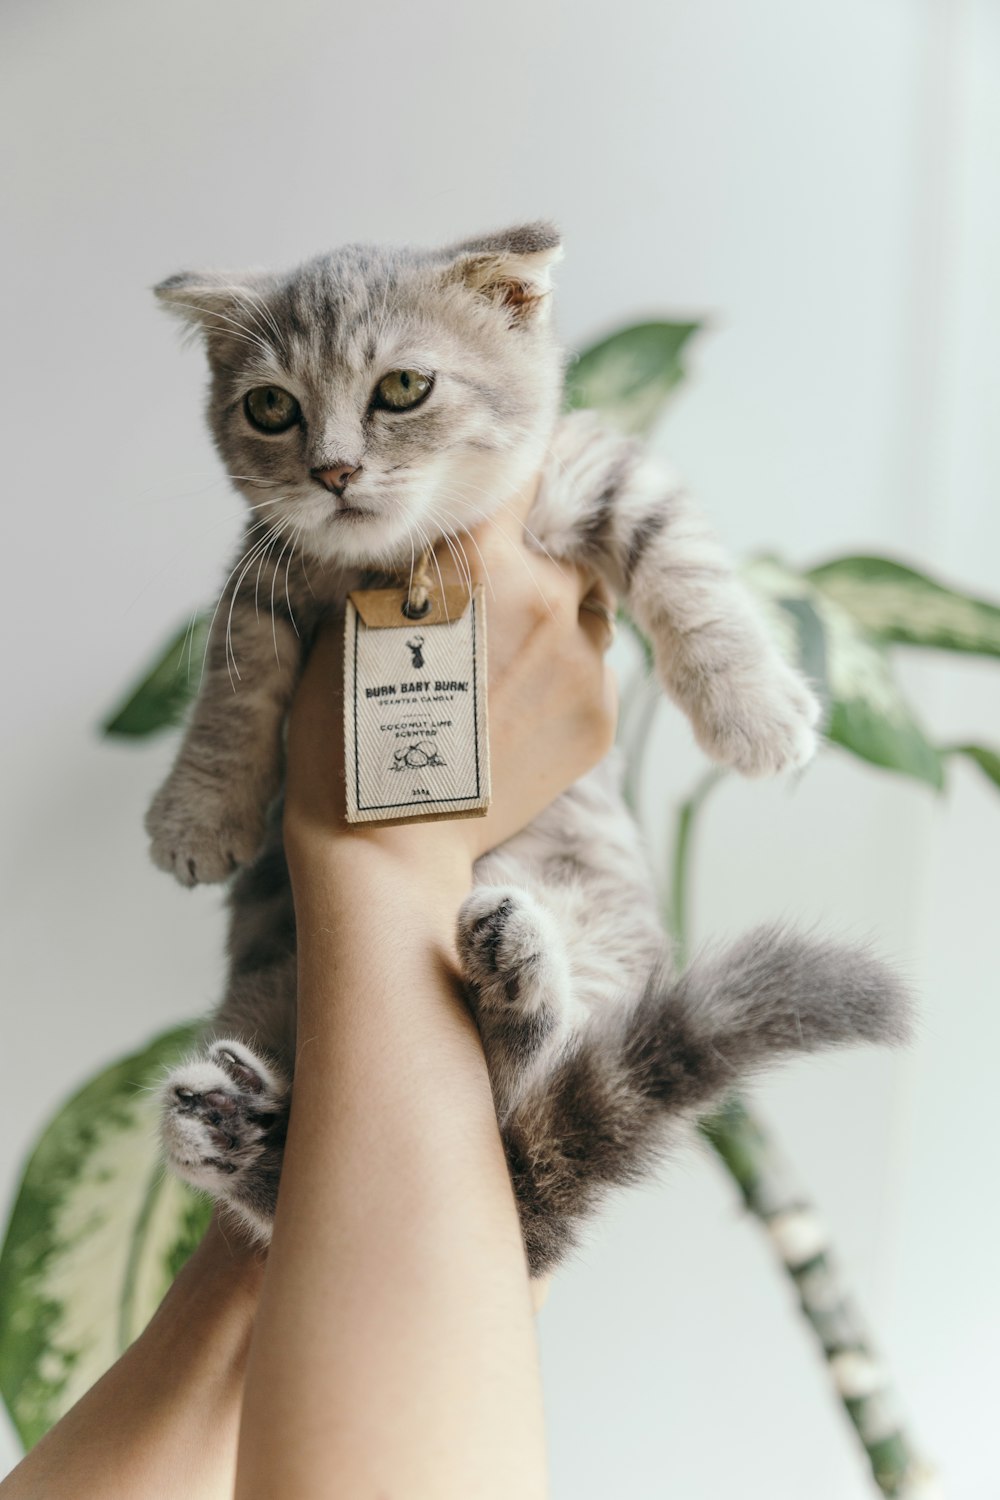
[463,512,568,623]
[578,590,618,653]
[579,575,615,608]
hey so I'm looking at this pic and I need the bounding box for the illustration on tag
[406,634,426,669]
[391,740,446,772]
[344,584,490,825]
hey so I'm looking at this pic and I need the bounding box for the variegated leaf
[946,743,1000,794]
[564,321,701,435]
[745,558,944,789]
[773,594,831,720]
[0,1025,210,1450]
[808,555,1000,658]
[103,615,209,739]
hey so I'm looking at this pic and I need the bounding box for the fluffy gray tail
[504,925,911,1275]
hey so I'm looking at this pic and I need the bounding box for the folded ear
[152,270,269,341]
[444,221,563,324]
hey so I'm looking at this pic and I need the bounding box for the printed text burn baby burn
[365,680,469,699]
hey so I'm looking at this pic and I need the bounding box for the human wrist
[285,821,475,919]
[162,1216,264,1318]
[287,831,479,1043]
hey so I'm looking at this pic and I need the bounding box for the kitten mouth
[329,504,377,524]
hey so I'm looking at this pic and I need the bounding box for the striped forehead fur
[155,225,565,568]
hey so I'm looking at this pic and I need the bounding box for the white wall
[2,1,998,1494]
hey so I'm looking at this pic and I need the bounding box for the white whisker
[222,523,285,687]
[413,518,450,623]
[424,496,493,600]
[123,503,284,618]
[480,513,558,619]
[180,608,204,681]
[226,287,288,361]
[167,302,271,356]
[284,523,302,637]
[269,528,296,662]
[426,507,474,597]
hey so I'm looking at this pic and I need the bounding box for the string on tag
[402,547,435,620]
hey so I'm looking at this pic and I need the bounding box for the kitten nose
[311,462,361,494]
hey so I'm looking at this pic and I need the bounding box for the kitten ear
[152,270,266,337]
[444,222,563,324]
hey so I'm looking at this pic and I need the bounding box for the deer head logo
[406,635,425,669]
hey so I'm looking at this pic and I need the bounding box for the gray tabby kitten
[152,224,907,1275]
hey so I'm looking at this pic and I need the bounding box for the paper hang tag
[343,582,491,826]
[349,576,475,629]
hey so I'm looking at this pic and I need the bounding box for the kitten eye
[373,369,433,412]
[244,386,301,433]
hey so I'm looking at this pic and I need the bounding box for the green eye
[244,386,301,433]
[373,369,433,412]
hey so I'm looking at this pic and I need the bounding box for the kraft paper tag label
[343,584,491,826]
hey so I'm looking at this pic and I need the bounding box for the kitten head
[156,224,564,567]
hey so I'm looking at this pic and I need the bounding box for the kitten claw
[457,887,577,1115]
[161,1039,287,1198]
[215,1045,268,1094]
[458,888,551,1010]
[146,782,265,886]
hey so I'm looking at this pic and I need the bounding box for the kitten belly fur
[163,757,666,1237]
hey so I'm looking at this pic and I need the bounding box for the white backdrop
[2,1,998,1495]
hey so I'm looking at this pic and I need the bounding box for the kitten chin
[293,439,550,569]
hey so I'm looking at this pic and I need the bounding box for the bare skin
[0,1217,263,1500]
[2,480,615,1500]
[238,483,615,1500]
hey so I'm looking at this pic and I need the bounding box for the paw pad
[160,1038,287,1196]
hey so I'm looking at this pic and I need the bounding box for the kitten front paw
[161,1039,288,1237]
[690,663,821,777]
[146,776,265,886]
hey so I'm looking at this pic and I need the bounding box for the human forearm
[1,1220,261,1500]
[235,842,548,1500]
[232,495,616,1499]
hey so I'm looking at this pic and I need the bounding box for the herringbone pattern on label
[344,586,491,826]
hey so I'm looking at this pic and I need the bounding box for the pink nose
[311,463,361,493]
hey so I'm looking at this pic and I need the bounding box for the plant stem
[622,682,661,816]
[699,1101,932,1496]
[668,776,932,1497]
[665,767,724,962]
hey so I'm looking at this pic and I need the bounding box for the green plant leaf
[774,595,831,719]
[0,1024,210,1450]
[102,615,209,738]
[565,320,702,435]
[745,558,944,790]
[807,555,1000,658]
[945,743,1000,793]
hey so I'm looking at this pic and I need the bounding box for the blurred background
[2,1,998,1495]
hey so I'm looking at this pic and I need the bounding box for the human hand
[283,474,617,882]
